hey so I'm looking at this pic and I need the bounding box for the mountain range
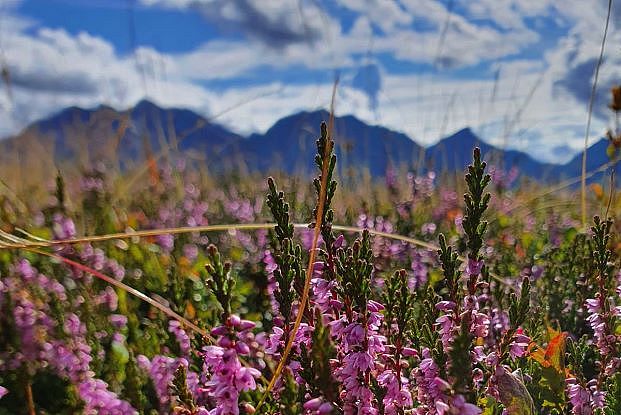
[0,99,615,183]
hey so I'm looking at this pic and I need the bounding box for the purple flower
[450,394,481,414]
[509,334,531,359]
[435,314,456,347]
[585,293,617,364]
[466,258,484,276]
[435,301,456,312]
[235,367,261,391]
[0,386,7,399]
[183,244,199,261]
[333,301,386,414]
[304,398,334,414]
[566,378,592,415]
[169,320,192,357]
[64,313,84,336]
[77,378,137,414]
[96,287,118,311]
[377,370,412,414]
[421,222,437,235]
[156,234,175,252]
[202,314,261,413]
[109,314,128,329]
[14,259,36,282]
[52,214,76,240]
[142,355,192,408]
[412,351,451,413]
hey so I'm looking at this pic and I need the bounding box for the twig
[254,76,339,411]
[581,0,613,227]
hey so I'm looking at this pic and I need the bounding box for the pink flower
[435,314,456,347]
[304,397,324,411]
[378,370,412,414]
[566,378,591,415]
[450,395,481,414]
[318,402,333,414]
[202,314,261,413]
[304,397,334,414]
[509,334,531,359]
[169,320,191,357]
[402,347,418,357]
[466,258,483,276]
[235,367,260,391]
[435,301,456,311]
[471,311,490,338]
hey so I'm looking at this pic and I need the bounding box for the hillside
[0,100,614,183]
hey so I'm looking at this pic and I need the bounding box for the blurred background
[0,0,619,190]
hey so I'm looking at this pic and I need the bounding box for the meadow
[0,110,621,415]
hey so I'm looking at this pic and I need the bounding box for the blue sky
[0,0,619,163]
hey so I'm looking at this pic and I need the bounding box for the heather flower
[488,307,509,334]
[435,314,457,347]
[80,176,105,193]
[64,313,85,336]
[333,303,385,414]
[410,250,429,289]
[142,355,191,408]
[566,378,592,415]
[377,370,412,414]
[202,315,261,414]
[436,301,457,312]
[157,234,175,252]
[304,397,333,414]
[466,258,483,277]
[471,310,490,338]
[109,314,127,329]
[412,350,451,414]
[77,378,137,415]
[14,259,36,282]
[52,213,77,240]
[169,320,192,357]
[311,275,337,314]
[263,250,280,317]
[449,394,481,414]
[508,334,531,359]
[183,244,199,261]
[585,295,616,359]
[421,222,437,235]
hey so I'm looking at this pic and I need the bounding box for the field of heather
[0,115,620,414]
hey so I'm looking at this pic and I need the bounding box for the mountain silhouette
[0,100,615,184]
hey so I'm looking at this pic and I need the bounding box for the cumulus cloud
[0,0,618,165]
[335,0,411,33]
[0,25,212,136]
[141,0,333,48]
[546,2,621,122]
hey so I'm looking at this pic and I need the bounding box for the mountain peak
[1,100,613,184]
[443,127,478,144]
[132,99,162,113]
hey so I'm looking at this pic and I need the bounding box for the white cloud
[336,0,412,33]
[145,0,542,70]
[0,0,618,167]
[0,26,212,136]
[141,0,337,48]
[202,82,374,135]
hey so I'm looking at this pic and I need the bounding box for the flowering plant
[0,119,620,415]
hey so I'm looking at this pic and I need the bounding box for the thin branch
[581,0,612,227]
[25,247,211,339]
[255,76,340,411]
